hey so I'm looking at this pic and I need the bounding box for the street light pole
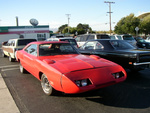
[16,16,19,26]
[66,14,71,33]
[104,1,115,35]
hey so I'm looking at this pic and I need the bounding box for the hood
[40,54,117,73]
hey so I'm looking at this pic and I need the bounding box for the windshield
[17,39,36,46]
[39,43,79,56]
[110,40,136,50]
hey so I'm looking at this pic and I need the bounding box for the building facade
[0,25,50,44]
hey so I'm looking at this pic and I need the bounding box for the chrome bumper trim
[133,62,150,65]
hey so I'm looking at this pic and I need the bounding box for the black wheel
[9,55,15,62]
[20,63,27,73]
[41,74,54,96]
[2,52,7,57]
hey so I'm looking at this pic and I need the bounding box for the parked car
[16,41,127,95]
[110,34,137,47]
[145,37,150,43]
[75,34,110,47]
[1,38,36,62]
[46,37,78,48]
[134,37,150,49]
[50,34,64,38]
[79,39,150,71]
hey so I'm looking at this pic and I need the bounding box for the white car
[2,38,36,62]
[46,37,78,48]
[75,34,110,47]
[145,37,150,42]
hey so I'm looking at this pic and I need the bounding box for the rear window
[60,39,77,45]
[97,35,110,39]
[123,35,135,40]
[116,36,122,40]
[110,36,116,39]
[17,39,36,46]
[110,40,135,50]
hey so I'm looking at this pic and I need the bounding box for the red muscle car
[16,41,127,96]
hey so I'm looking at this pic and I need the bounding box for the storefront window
[37,34,46,41]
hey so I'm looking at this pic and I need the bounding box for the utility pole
[104,1,115,35]
[66,14,71,33]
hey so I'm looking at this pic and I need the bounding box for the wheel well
[17,59,20,62]
[39,72,43,80]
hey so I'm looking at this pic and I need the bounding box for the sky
[0,0,150,32]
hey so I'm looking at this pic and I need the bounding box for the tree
[58,24,68,33]
[77,23,92,34]
[62,27,69,34]
[114,13,140,35]
[139,15,150,36]
[69,27,77,34]
[57,23,93,35]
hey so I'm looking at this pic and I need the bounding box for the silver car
[110,34,137,47]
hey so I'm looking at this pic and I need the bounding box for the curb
[0,73,20,113]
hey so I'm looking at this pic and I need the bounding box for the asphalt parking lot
[1,49,150,113]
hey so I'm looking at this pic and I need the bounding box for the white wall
[0,34,20,44]
[0,33,50,44]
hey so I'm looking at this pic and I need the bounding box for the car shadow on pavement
[85,69,150,109]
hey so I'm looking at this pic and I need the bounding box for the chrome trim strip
[133,62,150,65]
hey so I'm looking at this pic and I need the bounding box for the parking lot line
[0,65,19,68]
[1,68,19,72]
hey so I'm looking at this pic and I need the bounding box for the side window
[75,36,80,42]
[12,40,15,46]
[80,35,88,42]
[83,41,95,50]
[80,36,84,41]
[95,42,104,49]
[7,40,15,46]
[117,36,122,40]
[37,34,46,41]
[25,44,37,56]
[87,35,94,40]
[110,36,116,40]
[7,40,12,46]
